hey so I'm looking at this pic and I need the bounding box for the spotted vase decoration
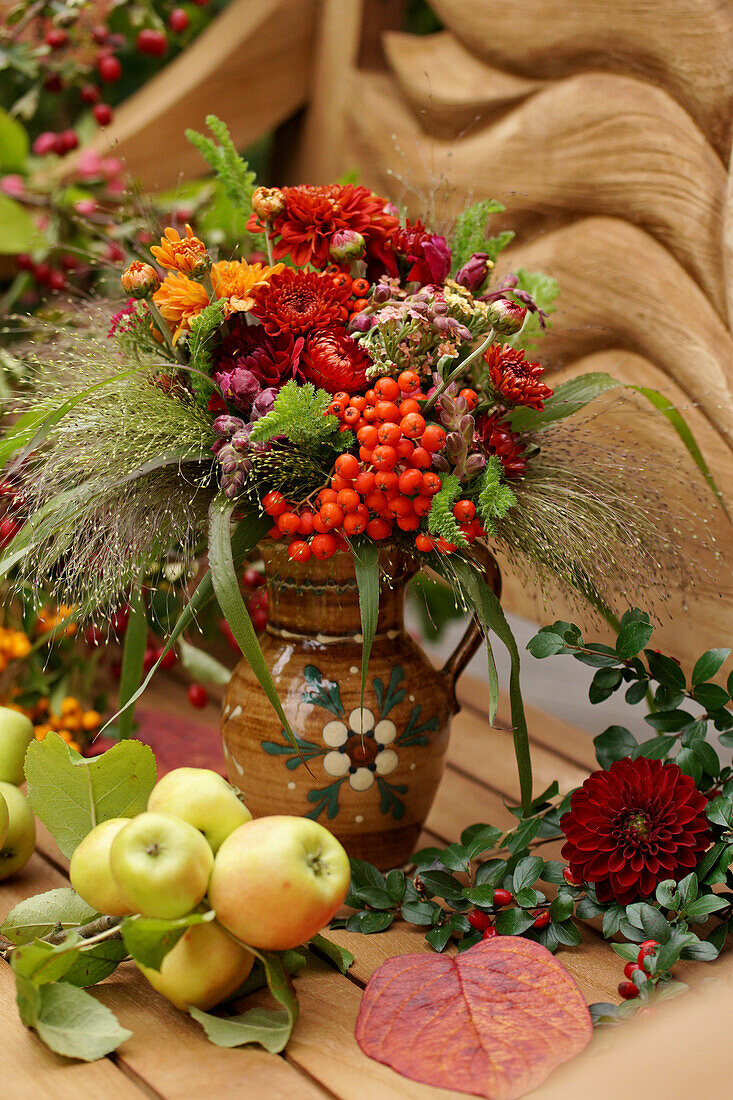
[222,542,500,869]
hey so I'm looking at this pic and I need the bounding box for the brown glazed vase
[221,542,500,870]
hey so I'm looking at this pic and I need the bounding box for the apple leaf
[189,1005,292,1054]
[121,910,215,971]
[356,937,592,1099]
[0,107,29,170]
[0,193,45,254]
[1,888,98,945]
[309,932,355,974]
[62,940,129,987]
[11,938,82,987]
[190,947,299,1054]
[33,982,132,1061]
[25,733,157,858]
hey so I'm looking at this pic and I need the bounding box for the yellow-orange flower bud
[121,261,160,299]
[252,186,285,221]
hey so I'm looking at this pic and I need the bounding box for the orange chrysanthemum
[211,260,283,315]
[153,272,209,342]
[151,224,210,275]
[482,343,553,410]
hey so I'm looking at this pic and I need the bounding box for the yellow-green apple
[0,780,36,880]
[147,767,251,853]
[110,811,213,918]
[209,815,350,950]
[69,818,134,916]
[136,918,254,1010]
[0,790,8,848]
[0,707,35,785]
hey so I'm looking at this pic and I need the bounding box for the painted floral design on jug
[262,664,438,821]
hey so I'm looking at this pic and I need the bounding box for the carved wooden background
[82,0,733,666]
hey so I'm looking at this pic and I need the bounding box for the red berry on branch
[93,103,113,127]
[136,29,168,57]
[43,73,64,93]
[45,27,68,49]
[97,54,122,83]
[47,270,67,292]
[32,132,58,156]
[623,962,644,981]
[159,647,178,670]
[168,7,189,32]
[492,888,512,907]
[187,682,209,708]
[618,981,640,1000]
[532,909,551,929]
[91,25,109,45]
[637,940,658,971]
[562,867,583,887]
[80,83,101,104]
[482,925,498,939]
[54,130,79,156]
[466,908,492,931]
[0,516,21,548]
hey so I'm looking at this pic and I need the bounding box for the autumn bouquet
[0,117,720,813]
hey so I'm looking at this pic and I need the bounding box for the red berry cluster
[465,888,551,940]
[618,938,659,1000]
[15,252,82,294]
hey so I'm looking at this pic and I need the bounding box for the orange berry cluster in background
[3,696,101,754]
[0,627,32,673]
[35,604,78,638]
[263,373,484,560]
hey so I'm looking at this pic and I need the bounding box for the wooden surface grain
[2,675,731,1099]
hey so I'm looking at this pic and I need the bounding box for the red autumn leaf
[355,936,592,1099]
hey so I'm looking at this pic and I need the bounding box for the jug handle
[440,544,502,708]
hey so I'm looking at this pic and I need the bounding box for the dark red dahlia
[247,183,400,271]
[251,269,350,337]
[394,218,451,286]
[211,323,303,413]
[482,343,553,410]
[300,331,371,394]
[560,757,711,905]
[476,412,528,478]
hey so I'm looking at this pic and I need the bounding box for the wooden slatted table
[2,674,730,1099]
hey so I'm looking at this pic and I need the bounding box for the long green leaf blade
[116,582,147,740]
[208,497,299,751]
[351,541,380,716]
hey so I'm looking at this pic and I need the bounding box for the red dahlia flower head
[300,330,371,394]
[454,251,492,294]
[560,757,711,905]
[482,343,553,410]
[250,269,351,337]
[247,183,400,271]
[486,297,527,335]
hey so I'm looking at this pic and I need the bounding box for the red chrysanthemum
[560,757,711,905]
[300,330,371,394]
[482,343,553,410]
[247,184,400,271]
[250,269,350,337]
[476,412,528,478]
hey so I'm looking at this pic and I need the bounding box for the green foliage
[507,268,560,351]
[0,107,29,171]
[24,733,157,858]
[477,456,516,535]
[426,473,465,545]
[249,381,339,447]
[0,192,45,254]
[450,200,514,283]
[527,612,732,789]
[186,115,258,220]
[1,890,98,946]
[187,299,226,407]
[122,911,215,971]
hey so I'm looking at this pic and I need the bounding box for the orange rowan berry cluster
[263,372,483,558]
[325,268,372,324]
[0,627,32,673]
